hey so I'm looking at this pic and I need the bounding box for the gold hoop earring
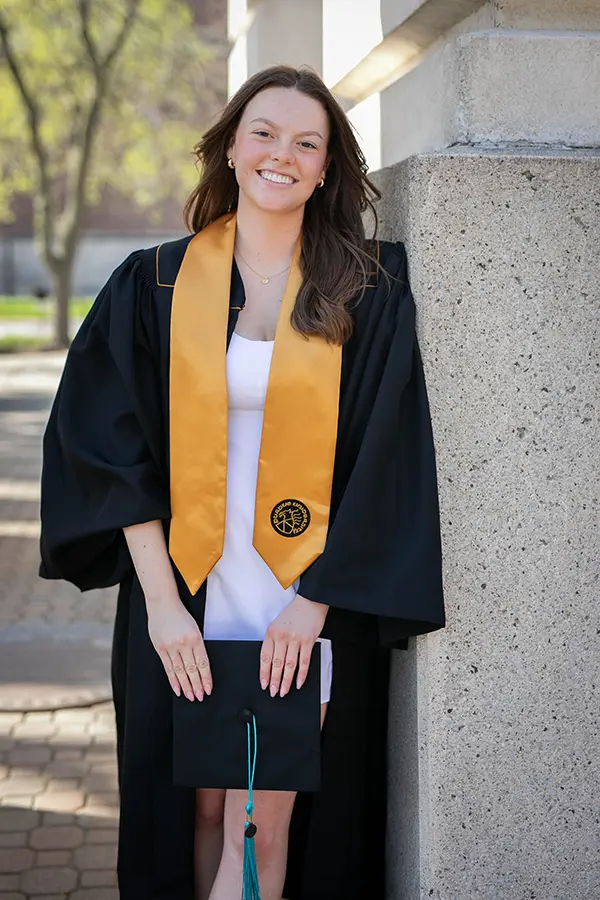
[228,158,235,169]
[318,176,325,188]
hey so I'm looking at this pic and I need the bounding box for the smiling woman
[39,64,445,900]
[183,66,382,346]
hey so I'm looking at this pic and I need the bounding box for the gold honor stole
[169,211,342,595]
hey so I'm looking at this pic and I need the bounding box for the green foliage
[0,0,217,222]
[0,297,93,317]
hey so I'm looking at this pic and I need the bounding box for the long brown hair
[183,65,383,344]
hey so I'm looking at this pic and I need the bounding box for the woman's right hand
[146,597,213,701]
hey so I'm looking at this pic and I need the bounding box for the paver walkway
[0,704,118,899]
[0,352,119,899]
[0,353,115,633]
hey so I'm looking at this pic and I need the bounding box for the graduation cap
[172,640,322,899]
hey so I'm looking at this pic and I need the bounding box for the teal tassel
[242,713,260,900]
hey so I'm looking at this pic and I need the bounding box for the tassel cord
[242,713,260,900]
[247,713,257,814]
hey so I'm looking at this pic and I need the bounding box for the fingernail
[195,690,203,701]
[174,687,181,697]
[270,684,276,697]
[280,687,288,698]
[205,685,212,696]
[261,680,267,690]
[186,691,194,701]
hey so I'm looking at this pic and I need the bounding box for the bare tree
[0,0,219,346]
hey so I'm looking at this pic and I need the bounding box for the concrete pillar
[379,148,599,899]
[376,2,600,897]
[378,0,600,164]
[229,0,323,94]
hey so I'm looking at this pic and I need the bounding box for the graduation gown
[39,234,445,900]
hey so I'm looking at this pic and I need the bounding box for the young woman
[40,65,445,900]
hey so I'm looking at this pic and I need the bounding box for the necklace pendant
[262,277,269,284]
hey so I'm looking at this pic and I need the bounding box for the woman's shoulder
[365,238,408,280]
[121,234,195,292]
[81,235,194,337]
[349,238,413,334]
[357,239,409,309]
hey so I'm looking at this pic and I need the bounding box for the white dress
[204,331,333,704]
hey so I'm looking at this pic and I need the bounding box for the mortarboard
[172,639,322,792]
[172,640,322,898]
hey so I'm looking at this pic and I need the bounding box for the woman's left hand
[260,594,329,697]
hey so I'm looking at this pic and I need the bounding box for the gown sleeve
[298,241,445,645]
[39,252,171,591]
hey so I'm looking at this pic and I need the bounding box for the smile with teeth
[258,170,297,185]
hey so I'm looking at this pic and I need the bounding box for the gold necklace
[235,244,292,284]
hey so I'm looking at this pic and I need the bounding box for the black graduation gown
[39,235,445,900]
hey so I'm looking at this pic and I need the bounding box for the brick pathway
[0,704,118,899]
[0,352,119,899]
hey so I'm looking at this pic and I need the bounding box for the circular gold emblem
[270,499,310,538]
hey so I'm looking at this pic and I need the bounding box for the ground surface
[0,352,119,899]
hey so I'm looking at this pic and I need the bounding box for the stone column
[375,2,600,898]
[245,0,322,78]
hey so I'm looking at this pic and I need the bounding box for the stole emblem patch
[270,500,311,537]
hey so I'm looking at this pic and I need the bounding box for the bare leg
[194,788,226,900]
[209,787,296,900]
[320,699,328,729]
[208,702,328,900]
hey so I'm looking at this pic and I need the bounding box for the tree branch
[102,0,141,71]
[77,0,100,74]
[61,0,141,261]
[0,12,55,263]
[60,91,105,262]
[77,0,141,80]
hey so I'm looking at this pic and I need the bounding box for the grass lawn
[0,296,94,318]
[0,336,54,353]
